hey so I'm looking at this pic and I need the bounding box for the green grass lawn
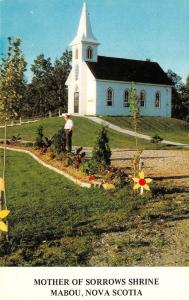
[101,116,189,144]
[0,116,185,149]
[0,150,188,266]
[0,150,147,266]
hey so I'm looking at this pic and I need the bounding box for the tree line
[0,37,189,122]
[0,37,71,122]
[167,70,189,121]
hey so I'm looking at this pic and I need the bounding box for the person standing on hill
[64,114,74,152]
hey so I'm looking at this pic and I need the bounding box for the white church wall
[67,61,90,115]
[67,70,74,114]
[96,80,172,117]
[86,68,96,115]
[79,61,88,115]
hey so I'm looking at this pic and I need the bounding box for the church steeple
[71,1,99,46]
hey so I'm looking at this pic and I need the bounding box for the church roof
[86,56,172,86]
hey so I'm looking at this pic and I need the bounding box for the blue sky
[0,0,188,83]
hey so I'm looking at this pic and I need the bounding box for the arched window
[75,48,79,60]
[106,88,113,106]
[123,90,129,107]
[75,64,79,81]
[87,47,93,59]
[140,90,146,107]
[155,91,161,108]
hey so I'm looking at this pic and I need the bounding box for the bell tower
[68,0,99,114]
[71,0,99,63]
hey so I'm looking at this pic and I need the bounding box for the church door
[74,92,79,113]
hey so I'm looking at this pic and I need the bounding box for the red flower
[88,175,96,181]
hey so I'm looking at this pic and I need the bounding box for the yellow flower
[0,210,10,232]
[132,171,152,195]
[0,178,5,192]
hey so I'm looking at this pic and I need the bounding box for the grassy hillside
[0,116,172,149]
[0,150,188,266]
[101,116,189,144]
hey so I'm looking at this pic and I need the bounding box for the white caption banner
[0,267,189,300]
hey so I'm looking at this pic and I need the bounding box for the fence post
[49,111,52,118]
[58,109,61,117]
[20,117,22,125]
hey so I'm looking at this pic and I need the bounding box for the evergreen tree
[92,126,111,168]
[51,127,66,153]
[0,37,27,121]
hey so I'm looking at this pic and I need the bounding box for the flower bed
[1,142,130,189]
[1,125,131,189]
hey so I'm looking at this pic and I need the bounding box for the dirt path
[111,149,189,179]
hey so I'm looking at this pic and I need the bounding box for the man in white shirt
[64,114,74,152]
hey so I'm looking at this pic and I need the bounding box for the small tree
[129,82,140,148]
[0,37,27,122]
[92,126,111,169]
[129,83,141,176]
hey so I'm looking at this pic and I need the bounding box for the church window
[140,90,146,107]
[75,64,79,81]
[123,90,129,107]
[155,91,161,108]
[106,88,113,106]
[87,47,93,59]
[75,48,79,59]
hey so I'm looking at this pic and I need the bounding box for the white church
[66,1,172,117]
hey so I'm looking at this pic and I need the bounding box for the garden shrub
[104,167,130,188]
[35,125,45,148]
[80,160,100,175]
[92,125,111,169]
[51,126,66,154]
[35,125,52,151]
[151,134,163,143]
[10,134,22,145]
[62,148,86,168]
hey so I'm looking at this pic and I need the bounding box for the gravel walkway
[111,149,189,178]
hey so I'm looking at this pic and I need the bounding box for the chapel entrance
[74,92,79,113]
